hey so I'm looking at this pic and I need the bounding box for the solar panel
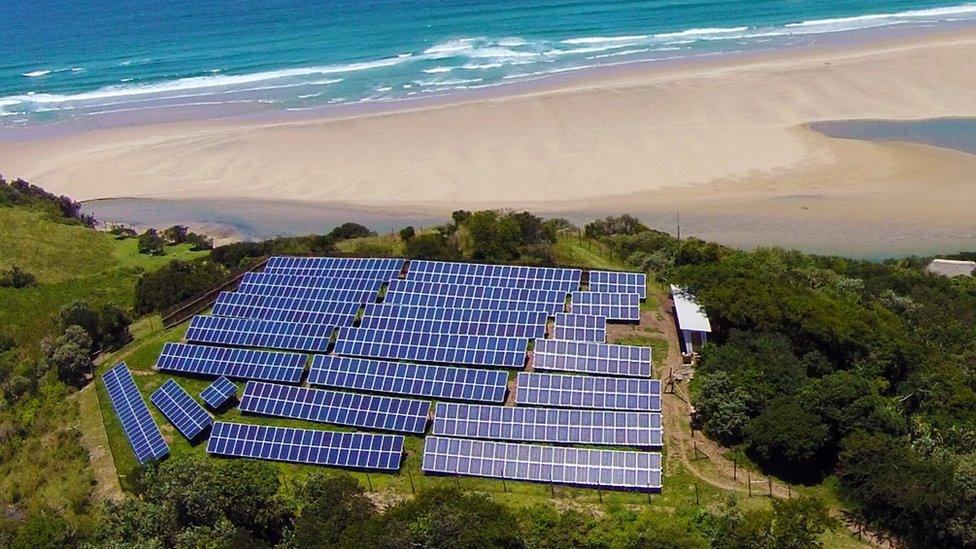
[533,339,652,377]
[388,280,567,302]
[334,327,528,368]
[552,313,607,342]
[207,422,404,470]
[200,376,237,409]
[155,342,307,383]
[239,381,431,433]
[210,302,358,325]
[359,315,545,339]
[266,256,404,274]
[364,304,547,325]
[235,285,379,303]
[405,271,579,292]
[384,293,564,315]
[589,270,647,299]
[516,372,661,411]
[240,272,384,292]
[185,315,336,353]
[432,403,663,446]
[150,379,213,440]
[422,436,662,490]
[102,363,169,464]
[213,292,363,318]
[308,355,508,403]
[570,292,640,321]
[409,260,581,283]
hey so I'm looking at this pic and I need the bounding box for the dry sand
[3,28,976,254]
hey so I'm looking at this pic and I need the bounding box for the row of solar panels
[156,337,653,384]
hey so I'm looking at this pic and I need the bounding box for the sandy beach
[3,27,976,255]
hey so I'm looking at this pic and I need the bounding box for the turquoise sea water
[3,0,976,127]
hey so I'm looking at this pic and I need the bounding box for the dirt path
[73,383,124,503]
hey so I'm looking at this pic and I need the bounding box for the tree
[162,225,189,244]
[134,260,226,315]
[404,233,460,261]
[184,232,214,251]
[399,226,416,241]
[58,301,101,343]
[744,396,831,479]
[43,325,93,386]
[694,371,750,444]
[292,473,377,547]
[452,210,471,226]
[11,508,75,549]
[138,228,166,255]
[329,222,373,240]
[355,488,521,548]
[98,304,133,349]
[584,214,648,238]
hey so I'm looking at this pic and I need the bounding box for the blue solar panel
[240,272,384,292]
[210,302,358,325]
[533,339,651,377]
[186,315,336,353]
[589,270,647,299]
[516,372,661,411]
[422,436,662,490]
[208,422,405,470]
[240,381,431,433]
[359,315,545,339]
[308,355,508,402]
[432,403,663,446]
[405,271,579,292]
[364,304,546,324]
[388,279,567,302]
[552,313,607,342]
[408,260,581,283]
[155,342,307,383]
[200,376,237,409]
[235,285,379,303]
[213,292,363,318]
[103,363,169,464]
[266,256,404,274]
[384,293,564,315]
[150,379,213,440]
[570,292,640,321]
[334,327,528,368]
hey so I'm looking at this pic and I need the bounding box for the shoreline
[4,25,976,256]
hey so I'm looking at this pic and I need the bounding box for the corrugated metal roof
[670,285,711,333]
[927,259,975,277]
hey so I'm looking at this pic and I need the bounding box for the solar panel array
[213,292,362,319]
[308,355,508,403]
[570,292,640,321]
[388,279,567,302]
[156,342,307,383]
[589,270,647,299]
[186,315,336,353]
[406,271,579,292]
[200,376,237,409]
[103,363,169,464]
[207,422,405,470]
[239,381,431,434]
[235,285,379,303]
[533,339,652,377]
[359,315,545,339]
[423,437,662,490]
[409,260,582,284]
[433,403,662,446]
[385,293,564,314]
[516,372,661,411]
[240,272,384,292]
[265,256,404,275]
[552,313,607,342]
[364,304,544,325]
[150,379,213,440]
[334,327,528,368]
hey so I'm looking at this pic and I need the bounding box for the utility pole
[676,212,681,240]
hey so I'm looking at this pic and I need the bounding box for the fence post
[366,472,373,492]
[748,474,752,497]
[407,469,415,494]
[695,483,700,505]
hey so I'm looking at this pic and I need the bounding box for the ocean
[3,0,976,127]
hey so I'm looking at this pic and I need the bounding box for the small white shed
[926,259,975,277]
[671,285,712,356]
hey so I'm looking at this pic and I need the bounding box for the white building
[671,285,712,357]
[926,259,975,277]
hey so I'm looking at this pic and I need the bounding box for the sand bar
[2,28,976,254]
